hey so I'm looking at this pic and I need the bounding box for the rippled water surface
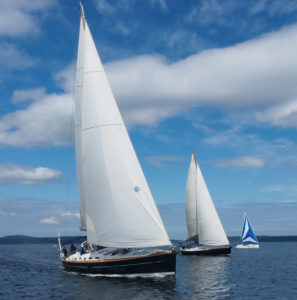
[0,242,296,299]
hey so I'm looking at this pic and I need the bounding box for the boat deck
[64,248,171,263]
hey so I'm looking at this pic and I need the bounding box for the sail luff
[74,14,86,230]
[185,153,199,241]
[75,6,171,248]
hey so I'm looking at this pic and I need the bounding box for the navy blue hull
[62,252,176,275]
[181,245,232,256]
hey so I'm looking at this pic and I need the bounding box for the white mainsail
[74,4,171,248]
[185,152,229,246]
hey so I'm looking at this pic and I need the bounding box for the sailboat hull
[235,243,259,249]
[62,251,176,276]
[180,245,232,256]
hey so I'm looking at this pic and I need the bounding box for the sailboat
[235,212,259,249]
[180,152,232,255]
[58,3,176,276]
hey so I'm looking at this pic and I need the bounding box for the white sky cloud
[60,211,80,218]
[0,0,57,37]
[0,92,73,147]
[94,0,168,14]
[40,216,59,224]
[214,156,267,168]
[256,100,297,128]
[0,43,35,70]
[0,163,61,185]
[2,23,297,147]
[12,88,46,104]
[0,210,16,217]
[144,155,184,168]
[53,63,75,93]
[105,24,297,126]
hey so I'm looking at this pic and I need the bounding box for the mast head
[79,2,86,27]
[191,150,197,165]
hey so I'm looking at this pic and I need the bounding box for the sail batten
[74,5,170,248]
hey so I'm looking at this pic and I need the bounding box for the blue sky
[1,0,297,239]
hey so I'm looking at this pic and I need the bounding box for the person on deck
[62,248,68,258]
[70,243,76,254]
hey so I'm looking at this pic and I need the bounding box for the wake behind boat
[59,3,176,276]
[180,152,231,256]
[235,212,259,249]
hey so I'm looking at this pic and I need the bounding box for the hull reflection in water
[181,245,232,255]
[179,255,231,298]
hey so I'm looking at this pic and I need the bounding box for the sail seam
[84,71,104,75]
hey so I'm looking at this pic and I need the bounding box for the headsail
[74,3,171,248]
[240,212,258,244]
[185,152,229,246]
[185,152,199,241]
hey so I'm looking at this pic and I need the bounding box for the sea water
[0,242,296,299]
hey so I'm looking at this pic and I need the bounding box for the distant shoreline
[0,235,297,245]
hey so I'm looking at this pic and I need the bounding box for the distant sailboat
[181,152,232,255]
[235,212,259,249]
[58,2,175,276]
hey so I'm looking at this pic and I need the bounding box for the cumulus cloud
[53,63,75,93]
[214,156,267,168]
[256,100,297,128]
[94,0,168,14]
[144,155,184,168]
[40,216,59,224]
[0,92,73,147]
[2,23,297,147]
[12,87,46,104]
[0,163,61,185]
[0,0,58,37]
[60,211,80,218]
[105,24,297,127]
[0,210,16,217]
[0,43,35,70]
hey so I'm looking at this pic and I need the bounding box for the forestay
[74,5,171,248]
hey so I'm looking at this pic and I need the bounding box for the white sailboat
[235,212,259,249]
[59,3,175,276]
[181,152,232,255]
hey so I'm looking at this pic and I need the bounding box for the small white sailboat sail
[60,2,175,275]
[181,152,231,255]
[235,212,259,249]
